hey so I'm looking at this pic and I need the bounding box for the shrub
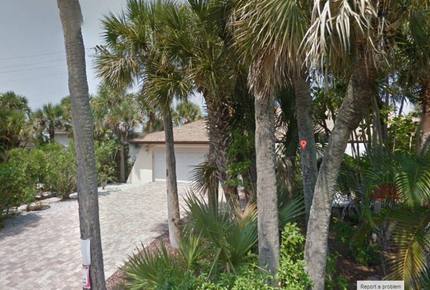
[2,148,46,209]
[325,252,348,290]
[184,193,257,273]
[126,243,196,290]
[278,223,312,289]
[0,162,34,217]
[95,139,119,187]
[42,144,77,199]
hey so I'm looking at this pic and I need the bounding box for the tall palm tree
[92,85,142,182]
[95,0,191,248]
[57,0,106,289]
[160,0,241,204]
[232,0,318,223]
[301,1,379,288]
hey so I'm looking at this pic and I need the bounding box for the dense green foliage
[125,190,309,290]
[0,140,119,219]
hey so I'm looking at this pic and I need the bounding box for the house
[54,130,71,147]
[127,120,209,184]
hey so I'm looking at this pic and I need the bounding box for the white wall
[127,144,153,184]
[127,143,209,185]
[54,134,70,147]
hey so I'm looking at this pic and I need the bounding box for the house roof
[129,119,209,144]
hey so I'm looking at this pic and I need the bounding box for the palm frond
[231,0,309,96]
[302,0,377,72]
[385,208,430,288]
[279,196,305,227]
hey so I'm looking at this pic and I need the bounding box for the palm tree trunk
[119,135,126,183]
[205,97,238,205]
[294,75,318,222]
[420,79,430,152]
[207,141,219,211]
[163,107,181,249]
[304,54,375,290]
[255,92,279,274]
[57,1,106,289]
[49,125,55,142]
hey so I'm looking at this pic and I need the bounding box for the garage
[153,147,208,182]
[127,120,210,185]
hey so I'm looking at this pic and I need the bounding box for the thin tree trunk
[420,79,430,152]
[57,1,106,289]
[255,92,279,274]
[49,125,55,142]
[119,135,126,183]
[304,54,375,290]
[294,76,318,222]
[207,139,219,211]
[163,107,181,249]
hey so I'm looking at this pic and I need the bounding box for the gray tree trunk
[294,76,318,222]
[304,54,375,290]
[57,1,106,289]
[163,107,181,249]
[255,92,279,274]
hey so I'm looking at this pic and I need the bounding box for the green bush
[2,148,46,209]
[0,162,33,217]
[42,143,77,199]
[325,252,348,290]
[278,223,312,289]
[126,243,196,290]
[95,139,119,187]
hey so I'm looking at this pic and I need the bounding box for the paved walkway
[0,182,189,290]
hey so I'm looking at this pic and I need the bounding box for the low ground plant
[125,192,310,290]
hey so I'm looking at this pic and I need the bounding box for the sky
[0,0,203,111]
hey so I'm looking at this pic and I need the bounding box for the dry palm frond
[302,0,377,73]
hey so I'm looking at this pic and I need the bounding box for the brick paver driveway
[0,182,189,290]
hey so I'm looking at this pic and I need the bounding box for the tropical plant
[0,91,31,160]
[57,0,106,288]
[172,101,202,126]
[300,1,381,286]
[32,103,65,143]
[126,242,196,290]
[184,192,257,274]
[232,0,318,224]
[92,85,142,182]
[43,143,77,199]
[95,0,195,248]
[278,223,312,289]
[95,139,119,187]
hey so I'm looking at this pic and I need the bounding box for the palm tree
[95,0,191,248]
[232,0,318,223]
[0,92,31,159]
[92,85,142,182]
[160,0,241,204]
[393,3,430,151]
[172,101,202,125]
[57,0,106,289]
[301,1,379,287]
[33,103,64,142]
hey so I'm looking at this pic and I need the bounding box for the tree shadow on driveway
[0,213,42,240]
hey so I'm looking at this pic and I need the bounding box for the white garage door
[153,148,207,182]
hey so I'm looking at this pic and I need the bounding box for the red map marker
[300,139,308,150]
